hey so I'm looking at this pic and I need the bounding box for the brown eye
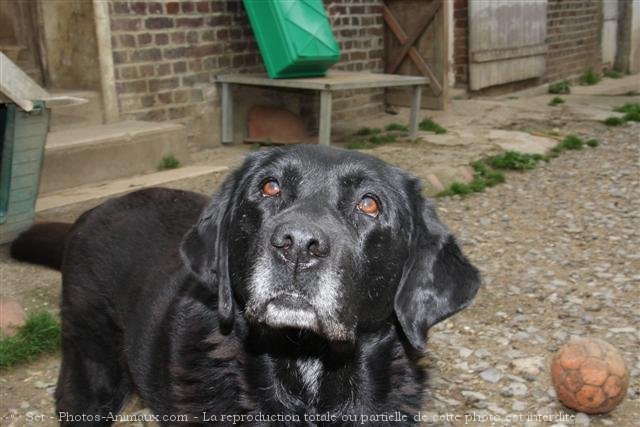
[357,195,379,217]
[261,179,281,197]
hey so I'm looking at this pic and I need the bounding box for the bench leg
[318,90,333,146]
[409,85,422,140]
[221,83,233,145]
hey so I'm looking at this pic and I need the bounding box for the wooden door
[384,0,448,110]
[468,0,547,91]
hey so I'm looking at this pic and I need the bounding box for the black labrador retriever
[11,145,480,426]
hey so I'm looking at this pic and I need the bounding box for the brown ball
[551,337,629,414]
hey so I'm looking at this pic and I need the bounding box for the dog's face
[181,145,480,350]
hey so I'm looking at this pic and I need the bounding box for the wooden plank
[217,71,427,91]
[0,52,48,111]
[385,1,441,74]
[408,49,442,95]
[383,2,442,96]
[468,0,547,90]
[384,0,446,108]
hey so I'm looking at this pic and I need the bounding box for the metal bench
[216,71,428,146]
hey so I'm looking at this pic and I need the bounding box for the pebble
[480,367,503,383]
[574,413,590,426]
[501,382,528,397]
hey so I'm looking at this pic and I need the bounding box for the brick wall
[452,0,602,90]
[452,0,468,87]
[545,0,602,83]
[108,0,384,145]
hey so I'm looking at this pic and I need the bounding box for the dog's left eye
[357,195,380,217]
[261,179,281,197]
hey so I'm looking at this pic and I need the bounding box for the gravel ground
[1,119,639,426]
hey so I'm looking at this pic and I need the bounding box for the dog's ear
[180,171,240,331]
[394,184,480,351]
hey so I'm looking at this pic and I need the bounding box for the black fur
[10,222,72,270]
[11,146,480,426]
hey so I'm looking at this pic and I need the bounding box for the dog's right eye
[261,179,281,197]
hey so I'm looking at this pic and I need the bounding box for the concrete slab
[486,130,557,155]
[48,89,103,131]
[40,120,191,194]
[570,74,640,96]
[36,164,228,212]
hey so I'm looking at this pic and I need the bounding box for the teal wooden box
[0,101,49,244]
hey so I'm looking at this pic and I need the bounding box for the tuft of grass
[468,178,487,193]
[603,116,625,126]
[250,143,261,151]
[613,102,640,114]
[354,127,381,136]
[624,90,639,96]
[604,70,623,79]
[158,154,180,170]
[548,80,571,94]
[586,139,599,147]
[419,118,447,134]
[558,134,584,150]
[580,69,601,86]
[368,133,397,145]
[548,96,565,107]
[0,312,60,368]
[487,151,539,170]
[345,140,370,150]
[623,110,640,122]
[385,122,409,132]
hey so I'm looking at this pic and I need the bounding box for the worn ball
[551,337,628,414]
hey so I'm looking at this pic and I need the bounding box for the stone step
[39,120,191,194]
[48,89,103,131]
[36,164,227,212]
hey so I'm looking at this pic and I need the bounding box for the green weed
[548,96,565,107]
[354,127,381,136]
[548,80,571,94]
[604,70,623,79]
[158,155,180,170]
[345,140,370,150]
[368,133,397,145]
[603,116,625,126]
[419,118,447,134]
[487,151,539,170]
[0,312,60,368]
[558,134,584,150]
[586,139,600,147]
[580,69,601,86]
[385,123,409,132]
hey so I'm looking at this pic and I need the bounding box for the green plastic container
[243,0,340,79]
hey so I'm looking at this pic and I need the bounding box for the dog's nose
[271,223,330,264]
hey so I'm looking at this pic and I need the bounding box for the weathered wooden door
[384,0,448,109]
[468,0,547,91]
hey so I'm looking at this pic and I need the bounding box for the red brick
[148,2,163,14]
[130,2,147,14]
[137,33,152,46]
[155,33,169,45]
[176,17,204,28]
[111,18,142,32]
[173,61,188,73]
[145,17,174,30]
[196,1,210,13]
[166,2,180,14]
[181,1,195,13]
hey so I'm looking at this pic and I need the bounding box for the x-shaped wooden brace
[383,0,443,96]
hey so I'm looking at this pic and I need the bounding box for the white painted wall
[631,0,640,72]
[601,0,618,67]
